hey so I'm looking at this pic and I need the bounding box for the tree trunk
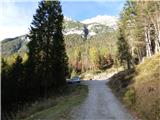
[137,49,143,63]
[127,60,131,70]
[150,13,160,53]
[156,21,160,52]
[145,26,152,57]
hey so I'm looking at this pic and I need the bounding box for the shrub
[123,88,136,107]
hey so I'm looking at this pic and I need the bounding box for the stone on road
[72,76,135,120]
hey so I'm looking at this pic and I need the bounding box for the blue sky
[0,0,125,40]
[61,1,125,21]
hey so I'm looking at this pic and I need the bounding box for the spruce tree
[117,28,132,69]
[50,1,69,89]
[11,56,24,102]
[27,0,68,95]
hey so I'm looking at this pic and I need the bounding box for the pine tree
[27,0,68,95]
[11,56,24,103]
[11,56,23,82]
[83,25,89,40]
[2,56,24,115]
[50,1,69,89]
[1,58,10,112]
[117,28,132,69]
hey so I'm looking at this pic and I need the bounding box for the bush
[123,88,136,107]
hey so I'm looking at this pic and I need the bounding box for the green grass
[18,85,88,120]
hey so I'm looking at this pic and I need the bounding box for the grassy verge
[16,84,88,120]
[108,54,160,120]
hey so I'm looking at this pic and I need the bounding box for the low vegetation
[16,85,88,120]
[109,53,160,120]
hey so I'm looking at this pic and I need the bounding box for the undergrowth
[108,53,160,120]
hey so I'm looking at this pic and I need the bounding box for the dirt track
[72,74,135,120]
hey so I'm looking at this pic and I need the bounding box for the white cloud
[0,1,38,40]
[0,27,29,40]
[0,0,39,2]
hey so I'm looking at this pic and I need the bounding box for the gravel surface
[71,74,135,120]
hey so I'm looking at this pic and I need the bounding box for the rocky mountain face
[63,15,117,37]
[81,15,118,29]
[1,15,118,57]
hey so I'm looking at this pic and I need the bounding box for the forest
[110,1,160,120]
[117,1,160,65]
[1,0,160,120]
[2,1,69,119]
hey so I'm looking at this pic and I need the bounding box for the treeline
[69,46,114,74]
[2,1,68,119]
[117,1,160,69]
[65,32,117,76]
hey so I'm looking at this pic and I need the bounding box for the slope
[108,53,160,120]
[1,16,117,57]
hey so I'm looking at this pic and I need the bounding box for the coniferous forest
[1,1,160,120]
[2,1,69,119]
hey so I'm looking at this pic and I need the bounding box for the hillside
[108,53,160,120]
[1,35,29,57]
[1,15,117,57]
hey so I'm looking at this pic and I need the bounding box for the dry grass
[109,53,160,120]
[133,54,160,120]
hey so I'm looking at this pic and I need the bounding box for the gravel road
[71,74,135,120]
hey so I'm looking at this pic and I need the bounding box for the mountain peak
[64,16,73,21]
[64,16,77,22]
[81,15,118,28]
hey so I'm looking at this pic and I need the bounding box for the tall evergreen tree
[27,0,68,95]
[10,56,24,102]
[117,28,132,69]
[51,1,69,88]
[2,56,24,117]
